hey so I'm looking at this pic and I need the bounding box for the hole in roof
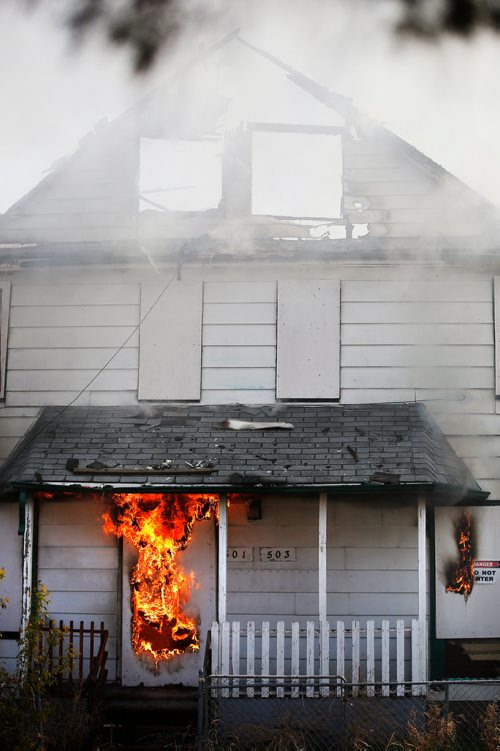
[139,137,222,212]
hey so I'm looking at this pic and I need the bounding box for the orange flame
[103,492,218,667]
[446,511,475,600]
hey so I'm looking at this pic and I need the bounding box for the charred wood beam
[248,122,345,136]
[70,467,214,476]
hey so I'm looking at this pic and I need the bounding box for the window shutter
[138,281,202,400]
[0,282,11,399]
[277,280,340,400]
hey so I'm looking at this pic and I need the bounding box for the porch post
[21,491,35,633]
[319,492,327,623]
[417,495,427,683]
[218,494,228,623]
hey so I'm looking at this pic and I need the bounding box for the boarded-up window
[277,280,340,400]
[139,279,340,404]
[138,281,203,400]
[0,282,11,399]
[201,282,277,404]
[495,278,500,397]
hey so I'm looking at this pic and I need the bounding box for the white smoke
[1,0,500,213]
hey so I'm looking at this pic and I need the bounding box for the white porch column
[319,492,328,623]
[218,494,228,623]
[417,496,427,683]
[21,492,35,633]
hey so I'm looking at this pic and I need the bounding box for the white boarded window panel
[0,282,11,399]
[277,280,340,399]
[495,278,500,396]
[202,282,277,404]
[138,281,202,400]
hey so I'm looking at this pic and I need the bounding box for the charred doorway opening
[103,492,218,686]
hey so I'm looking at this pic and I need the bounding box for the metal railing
[198,676,500,750]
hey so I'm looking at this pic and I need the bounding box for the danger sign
[474,560,500,584]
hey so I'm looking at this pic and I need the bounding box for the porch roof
[0,402,486,501]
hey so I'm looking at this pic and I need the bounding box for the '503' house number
[260,548,296,562]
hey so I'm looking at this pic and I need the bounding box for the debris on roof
[222,418,294,431]
[0,403,485,502]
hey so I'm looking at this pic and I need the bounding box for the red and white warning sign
[474,561,500,584]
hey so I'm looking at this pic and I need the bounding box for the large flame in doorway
[446,511,475,600]
[103,493,218,667]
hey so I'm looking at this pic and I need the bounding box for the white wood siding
[0,266,499,505]
[339,277,498,498]
[277,280,340,400]
[139,281,202,400]
[6,282,140,412]
[227,498,419,627]
[201,281,277,404]
[38,499,119,680]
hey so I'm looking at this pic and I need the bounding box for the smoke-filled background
[1,0,500,213]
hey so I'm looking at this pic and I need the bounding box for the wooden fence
[211,619,426,697]
[38,619,108,690]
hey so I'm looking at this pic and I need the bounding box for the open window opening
[251,130,343,220]
[139,137,222,212]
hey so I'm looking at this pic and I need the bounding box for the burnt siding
[342,136,486,238]
[1,126,139,245]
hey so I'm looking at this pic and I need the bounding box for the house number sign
[260,548,296,562]
[227,547,253,561]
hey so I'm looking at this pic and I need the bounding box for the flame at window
[446,511,475,600]
[103,493,218,668]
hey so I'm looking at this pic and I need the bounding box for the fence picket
[209,618,421,700]
[211,621,219,679]
[352,620,360,696]
[291,621,300,698]
[247,621,255,698]
[411,619,420,695]
[221,621,230,698]
[306,621,315,697]
[231,621,240,698]
[336,620,345,697]
[276,621,285,698]
[366,620,375,697]
[396,620,405,697]
[320,620,330,697]
[381,620,390,697]
[262,621,270,698]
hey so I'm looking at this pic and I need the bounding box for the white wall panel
[277,280,340,399]
[202,282,277,404]
[138,281,202,400]
[0,504,22,631]
[342,324,493,345]
[10,305,138,328]
[38,500,119,676]
[343,280,491,302]
[12,284,140,306]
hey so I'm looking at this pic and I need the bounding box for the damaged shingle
[0,403,484,496]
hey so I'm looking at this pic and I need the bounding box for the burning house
[1,34,500,702]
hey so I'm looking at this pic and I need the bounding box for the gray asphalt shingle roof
[0,402,484,499]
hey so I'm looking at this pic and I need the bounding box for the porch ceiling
[0,402,485,501]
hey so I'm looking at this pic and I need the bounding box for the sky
[1,0,500,214]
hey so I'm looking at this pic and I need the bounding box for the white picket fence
[210,619,426,698]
